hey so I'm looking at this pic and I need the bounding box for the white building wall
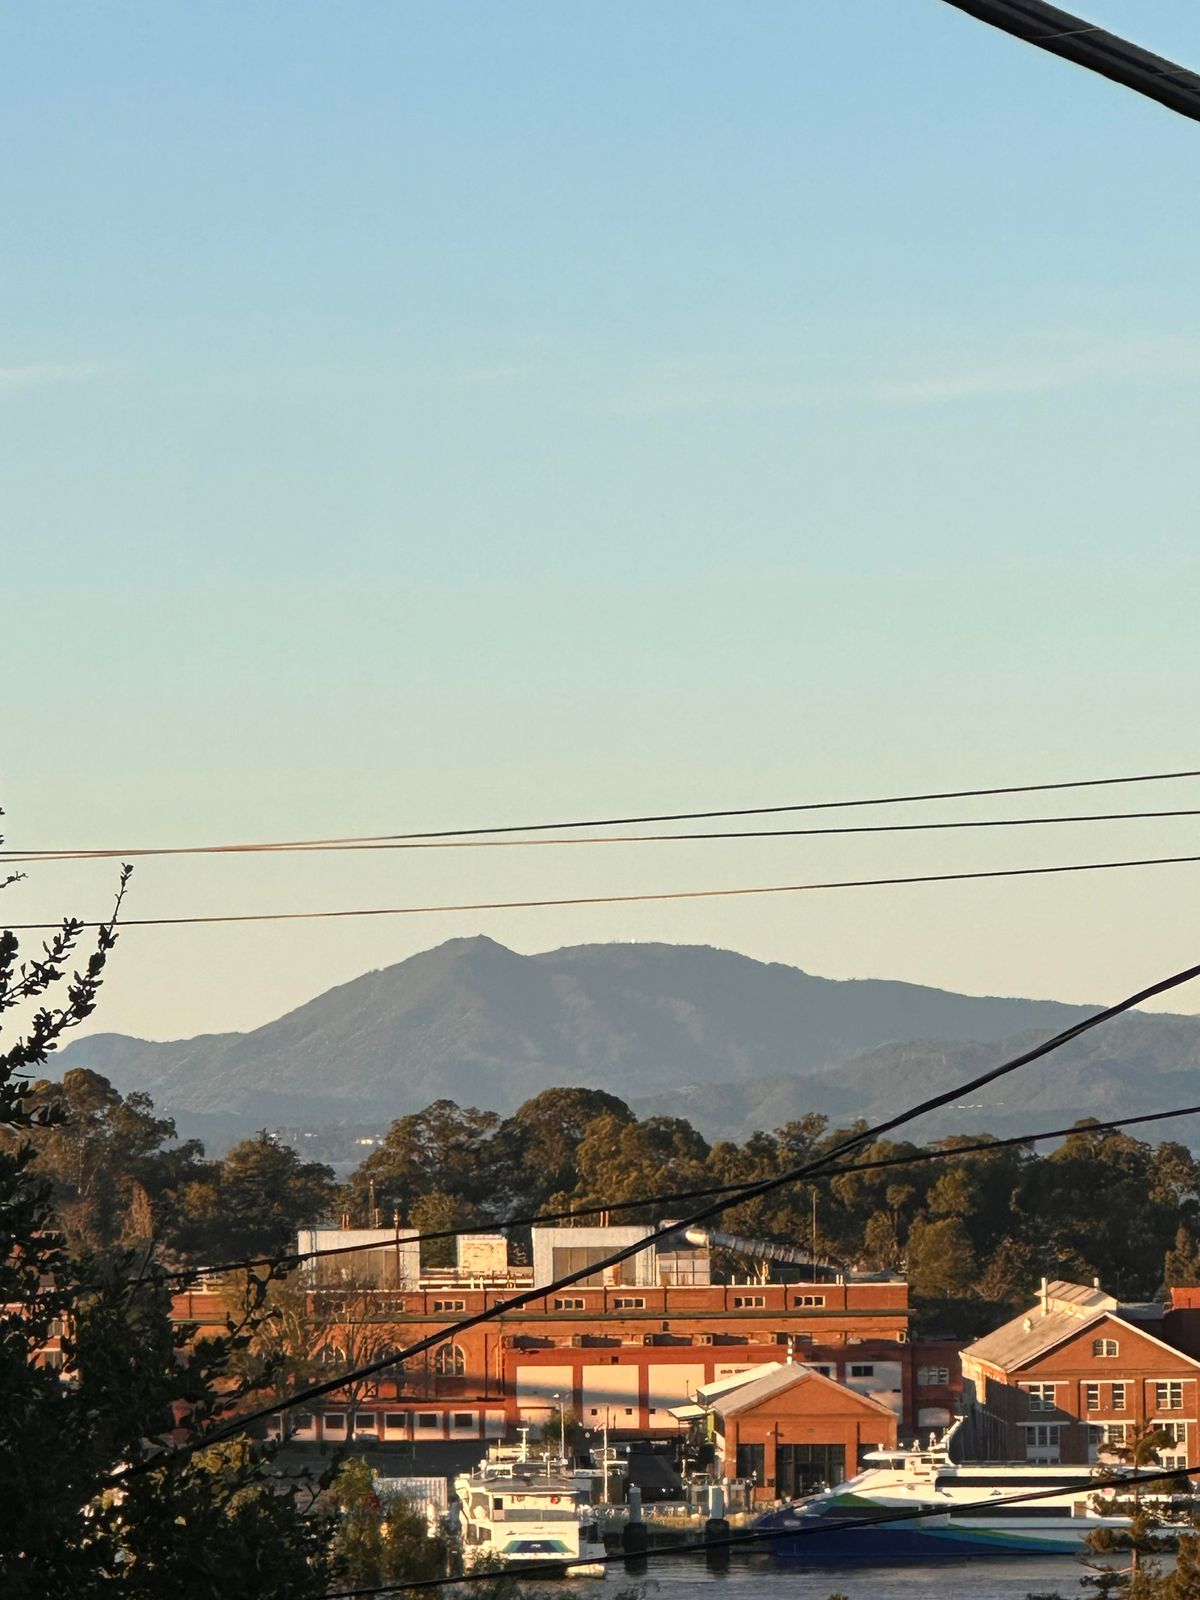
[531,1226,658,1289]
[580,1363,641,1425]
[516,1363,576,1421]
[648,1363,707,1428]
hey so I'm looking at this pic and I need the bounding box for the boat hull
[753,1507,1090,1563]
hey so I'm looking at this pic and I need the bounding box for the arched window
[434,1343,466,1377]
[1092,1338,1119,1358]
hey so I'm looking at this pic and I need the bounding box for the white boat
[753,1424,1195,1564]
[454,1441,607,1576]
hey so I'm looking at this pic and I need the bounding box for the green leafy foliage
[0,844,332,1597]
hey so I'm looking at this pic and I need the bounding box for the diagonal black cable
[939,0,1200,124]
[324,1461,1197,1595]
[114,954,1200,1478]
[169,1098,1200,1284]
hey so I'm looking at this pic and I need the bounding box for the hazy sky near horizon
[6,1,1200,1042]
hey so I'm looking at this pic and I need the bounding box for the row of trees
[344,1090,1200,1318]
[12,1073,1200,1324]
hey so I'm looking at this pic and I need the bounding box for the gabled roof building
[706,1359,899,1502]
[960,1278,1200,1466]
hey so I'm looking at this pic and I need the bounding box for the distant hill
[56,935,1148,1140]
[631,1012,1200,1146]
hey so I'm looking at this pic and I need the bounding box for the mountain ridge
[56,935,1190,1142]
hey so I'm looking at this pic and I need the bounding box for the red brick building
[709,1362,899,1501]
[165,1227,964,1450]
[261,1274,958,1446]
[961,1279,1200,1467]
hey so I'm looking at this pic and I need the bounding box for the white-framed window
[434,1343,466,1377]
[733,1295,765,1308]
[1092,1338,1120,1358]
[1102,1423,1128,1447]
[612,1296,645,1309]
[1024,1424,1062,1462]
[1084,1383,1101,1412]
[1157,1421,1187,1445]
[1154,1382,1184,1412]
[1111,1383,1128,1411]
[433,1299,465,1313]
[554,1297,585,1310]
[918,1367,950,1386]
[792,1294,825,1307]
[1026,1383,1057,1413]
[849,1364,875,1378]
[323,1412,347,1434]
[809,1364,834,1377]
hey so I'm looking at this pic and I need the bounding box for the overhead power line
[7,804,1200,866]
[15,850,1200,932]
[939,0,1200,125]
[326,1461,1197,1595]
[5,764,1199,861]
[171,1098,1200,1284]
[116,954,1200,1474]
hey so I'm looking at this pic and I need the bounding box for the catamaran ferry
[753,1428,1193,1563]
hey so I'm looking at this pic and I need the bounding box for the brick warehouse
[180,1224,964,1447]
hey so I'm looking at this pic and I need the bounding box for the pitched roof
[964,1280,1177,1372]
[712,1362,896,1421]
[694,1362,783,1405]
[964,1306,1105,1370]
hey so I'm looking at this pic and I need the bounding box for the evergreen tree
[1163,1224,1200,1290]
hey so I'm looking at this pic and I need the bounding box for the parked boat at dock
[453,1440,607,1576]
[752,1429,1194,1563]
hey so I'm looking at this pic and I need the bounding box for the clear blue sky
[5,1,1200,1040]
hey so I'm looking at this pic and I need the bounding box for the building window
[1025,1424,1062,1462]
[416,1413,439,1429]
[1102,1424,1127,1448]
[1026,1384,1057,1413]
[918,1367,950,1386]
[736,1443,765,1482]
[612,1297,645,1310]
[319,1345,346,1366]
[1111,1383,1128,1411]
[792,1294,826,1307]
[356,1411,377,1432]
[433,1299,466,1313]
[1084,1383,1101,1412]
[434,1343,466,1377]
[554,1297,585,1310]
[1155,1382,1184,1412]
[1158,1421,1187,1445]
[1092,1338,1119,1358]
[809,1364,834,1377]
[452,1412,474,1429]
[733,1296,766,1309]
[384,1412,407,1431]
[323,1413,347,1433]
[849,1364,875,1379]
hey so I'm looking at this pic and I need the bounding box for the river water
[614,1552,1087,1599]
